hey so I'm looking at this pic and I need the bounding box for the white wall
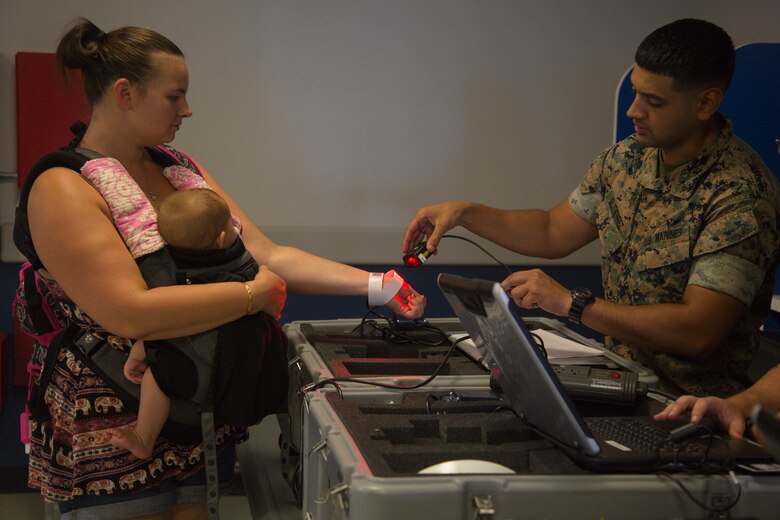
[1,1,778,264]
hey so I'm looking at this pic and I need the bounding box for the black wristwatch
[568,287,595,325]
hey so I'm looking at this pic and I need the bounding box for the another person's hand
[124,357,147,385]
[402,201,470,255]
[654,395,746,439]
[500,269,572,316]
[386,282,427,319]
[253,265,287,319]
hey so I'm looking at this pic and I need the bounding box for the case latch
[472,494,495,519]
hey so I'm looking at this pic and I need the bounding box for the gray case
[280,317,658,503]
[303,387,780,520]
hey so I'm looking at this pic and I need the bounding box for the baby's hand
[124,357,147,384]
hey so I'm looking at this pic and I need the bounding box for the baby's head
[158,188,237,250]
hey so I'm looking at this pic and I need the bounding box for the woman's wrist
[367,270,404,307]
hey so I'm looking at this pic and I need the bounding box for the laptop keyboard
[585,417,702,454]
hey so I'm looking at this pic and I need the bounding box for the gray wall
[1,1,778,264]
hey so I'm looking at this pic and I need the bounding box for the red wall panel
[15,52,90,188]
[13,52,89,385]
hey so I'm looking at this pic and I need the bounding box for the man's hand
[655,395,746,439]
[402,202,470,255]
[500,268,572,316]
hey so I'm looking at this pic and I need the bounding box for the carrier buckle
[74,332,103,355]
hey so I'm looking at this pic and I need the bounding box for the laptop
[437,273,772,471]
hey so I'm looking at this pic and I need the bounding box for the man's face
[626,65,702,158]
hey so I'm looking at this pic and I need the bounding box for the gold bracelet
[243,282,253,315]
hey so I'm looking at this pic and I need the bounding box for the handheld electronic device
[403,241,432,267]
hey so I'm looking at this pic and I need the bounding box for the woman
[24,17,425,519]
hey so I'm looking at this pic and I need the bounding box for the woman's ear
[112,78,134,110]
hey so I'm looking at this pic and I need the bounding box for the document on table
[532,329,604,359]
[450,328,605,369]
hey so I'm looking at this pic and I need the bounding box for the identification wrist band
[367,270,404,307]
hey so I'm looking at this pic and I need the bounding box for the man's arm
[656,364,780,438]
[726,364,780,417]
[577,284,746,360]
[402,198,599,258]
[502,267,745,360]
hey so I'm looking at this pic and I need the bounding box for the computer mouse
[417,459,515,475]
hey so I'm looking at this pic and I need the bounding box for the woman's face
[130,52,192,145]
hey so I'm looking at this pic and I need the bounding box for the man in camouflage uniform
[402,18,780,397]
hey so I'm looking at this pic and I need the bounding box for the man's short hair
[635,18,735,92]
[158,188,232,249]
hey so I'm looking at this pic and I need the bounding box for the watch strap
[568,287,594,325]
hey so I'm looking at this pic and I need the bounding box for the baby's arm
[124,340,148,384]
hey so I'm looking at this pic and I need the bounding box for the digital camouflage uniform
[569,114,780,397]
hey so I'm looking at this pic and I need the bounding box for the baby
[106,188,251,458]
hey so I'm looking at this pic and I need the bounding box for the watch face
[573,287,593,300]
[569,287,594,324]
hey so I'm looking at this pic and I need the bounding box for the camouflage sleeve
[689,197,778,305]
[568,148,610,225]
[568,187,602,225]
[689,251,764,305]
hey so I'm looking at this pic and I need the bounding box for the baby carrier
[13,121,288,518]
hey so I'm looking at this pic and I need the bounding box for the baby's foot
[105,427,154,459]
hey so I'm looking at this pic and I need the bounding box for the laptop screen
[437,273,601,457]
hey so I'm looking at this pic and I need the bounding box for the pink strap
[81,158,164,259]
[81,157,243,258]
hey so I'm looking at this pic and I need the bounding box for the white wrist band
[367,270,404,307]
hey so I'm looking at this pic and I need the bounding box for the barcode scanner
[402,235,513,275]
[403,241,432,268]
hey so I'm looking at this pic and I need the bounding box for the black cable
[307,334,470,393]
[425,394,440,414]
[440,234,513,275]
[354,308,451,346]
[657,469,742,514]
[530,331,547,360]
[354,306,491,374]
[643,424,742,514]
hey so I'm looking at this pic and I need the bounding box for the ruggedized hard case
[302,387,780,520]
[279,317,657,505]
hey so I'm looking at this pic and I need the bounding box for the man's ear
[112,78,134,110]
[696,87,724,121]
